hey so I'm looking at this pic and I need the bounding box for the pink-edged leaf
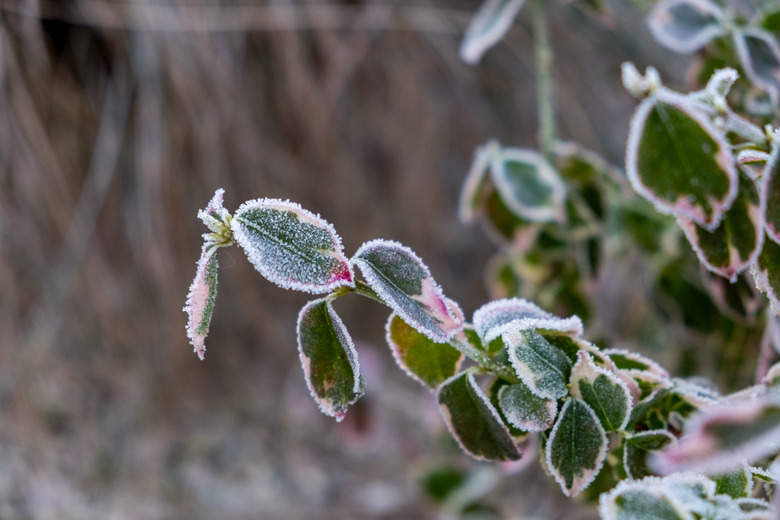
[472,297,583,344]
[676,171,763,282]
[761,150,780,244]
[651,396,780,475]
[459,141,499,224]
[546,398,608,497]
[735,28,780,105]
[459,0,527,65]
[626,92,738,229]
[570,351,633,432]
[297,297,364,422]
[353,240,463,343]
[437,369,522,462]
[490,147,567,223]
[623,430,677,480]
[184,243,220,360]
[647,0,726,54]
[385,313,464,390]
[231,198,353,294]
[753,235,780,315]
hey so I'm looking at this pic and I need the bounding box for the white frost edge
[384,312,464,392]
[436,370,521,462]
[734,27,780,106]
[459,141,499,223]
[647,0,726,55]
[183,242,220,361]
[353,239,462,343]
[296,297,363,422]
[760,146,780,245]
[545,398,608,497]
[490,147,567,224]
[231,197,354,294]
[602,348,670,378]
[626,91,738,231]
[473,297,582,343]
[459,0,527,65]
[569,351,634,430]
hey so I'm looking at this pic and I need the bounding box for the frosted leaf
[231,198,353,294]
[198,188,231,235]
[604,348,670,379]
[497,379,558,432]
[623,430,677,480]
[651,396,780,475]
[473,297,583,344]
[676,171,763,282]
[184,242,221,360]
[705,67,739,99]
[599,476,698,520]
[569,351,633,432]
[297,297,364,421]
[712,466,753,499]
[385,312,463,390]
[437,369,522,461]
[761,149,780,245]
[735,28,780,105]
[626,90,738,230]
[459,141,500,223]
[505,329,571,400]
[490,147,567,223]
[647,0,726,54]
[459,0,527,65]
[353,240,463,343]
[545,398,608,497]
[753,237,780,315]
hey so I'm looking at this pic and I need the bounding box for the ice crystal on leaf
[184,243,220,361]
[473,297,583,344]
[231,198,354,294]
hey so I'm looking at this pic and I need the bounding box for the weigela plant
[185,0,780,518]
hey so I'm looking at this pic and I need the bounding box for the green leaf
[735,28,780,104]
[184,242,221,361]
[570,352,633,432]
[754,234,780,314]
[713,466,752,499]
[385,313,464,390]
[497,379,558,432]
[231,198,354,293]
[490,147,567,223]
[761,152,780,244]
[459,0,527,64]
[626,95,737,229]
[437,370,522,462]
[623,430,676,479]
[506,329,572,399]
[353,240,463,342]
[546,398,608,497]
[600,485,686,520]
[677,171,763,281]
[647,0,726,54]
[652,396,780,474]
[297,298,364,421]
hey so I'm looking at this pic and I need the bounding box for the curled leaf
[385,313,463,390]
[437,369,522,462]
[647,0,726,54]
[184,243,221,361]
[473,297,583,344]
[231,198,354,293]
[297,297,364,421]
[459,0,527,65]
[623,430,677,479]
[353,240,463,342]
[546,398,608,497]
[626,92,738,229]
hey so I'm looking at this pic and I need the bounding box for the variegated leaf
[569,352,633,432]
[231,198,354,293]
[497,379,557,432]
[735,28,780,105]
[385,313,463,390]
[626,93,738,229]
[459,0,527,65]
[761,150,780,244]
[647,0,726,54]
[546,398,608,497]
[297,298,364,421]
[753,235,780,314]
[505,328,572,400]
[437,370,522,461]
[473,297,583,344]
[353,240,463,342]
[184,243,220,361]
[623,430,677,479]
[677,171,763,281]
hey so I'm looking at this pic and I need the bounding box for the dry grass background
[0,1,682,518]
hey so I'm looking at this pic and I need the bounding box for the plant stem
[449,335,520,383]
[531,0,555,162]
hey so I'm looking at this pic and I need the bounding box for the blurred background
[0,1,683,518]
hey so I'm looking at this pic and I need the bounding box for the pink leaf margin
[184,243,220,361]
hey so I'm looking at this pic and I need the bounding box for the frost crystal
[473,297,583,343]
